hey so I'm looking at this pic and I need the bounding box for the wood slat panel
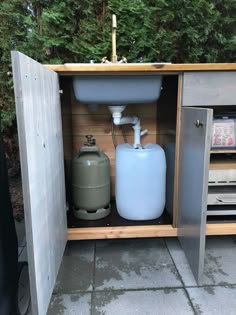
[12,51,67,315]
[71,99,157,116]
[182,71,236,106]
[173,75,183,227]
[70,134,157,154]
[62,136,72,159]
[61,115,72,136]
[66,222,236,240]
[62,115,156,136]
[67,225,177,240]
[209,160,236,170]
[206,223,236,235]
[66,221,236,240]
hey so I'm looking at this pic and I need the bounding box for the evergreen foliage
[0,0,235,129]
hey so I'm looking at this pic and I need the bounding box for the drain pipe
[109,106,148,148]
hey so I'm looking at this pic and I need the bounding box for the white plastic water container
[115,143,166,220]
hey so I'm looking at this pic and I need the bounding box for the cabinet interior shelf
[207,208,236,216]
[209,158,236,170]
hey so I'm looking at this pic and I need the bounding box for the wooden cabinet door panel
[182,72,236,106]
[12,51,67,315]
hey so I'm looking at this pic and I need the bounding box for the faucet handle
[101,57,111,64]
[118,56,128,64]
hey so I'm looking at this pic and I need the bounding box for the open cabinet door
[11,51,67,315]
[177,106,212,284]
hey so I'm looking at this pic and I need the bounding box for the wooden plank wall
[60,77,158,198]
[156,76,178,146]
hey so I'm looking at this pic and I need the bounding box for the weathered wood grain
[12,51,67,315]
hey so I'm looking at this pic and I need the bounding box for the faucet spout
[101,15,127,64]
[111,14,117,63]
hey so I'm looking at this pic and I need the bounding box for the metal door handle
[195,120,204,128]
[216,198,236,204]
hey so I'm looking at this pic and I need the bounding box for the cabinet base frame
[67,223,236,240]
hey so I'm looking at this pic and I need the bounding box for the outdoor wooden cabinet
[11,51,236,315]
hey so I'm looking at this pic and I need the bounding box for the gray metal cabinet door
[177,107,213,284]
[11,51,67,315]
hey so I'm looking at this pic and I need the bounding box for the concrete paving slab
[95,239,130,248]
[67,240,95,259]
[54,241,95,293]
[231,235,236,242]
[94,238,182,290]
[166,236,236,286]
[187,285,236,315]
[47,293,91,315]
[92,289,194,315]
[165,238,198,286]
[204,236,236,285]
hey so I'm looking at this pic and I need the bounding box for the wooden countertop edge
[66,223,236,240]
[46,63,236,75]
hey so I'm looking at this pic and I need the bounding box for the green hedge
[0,0,235,129]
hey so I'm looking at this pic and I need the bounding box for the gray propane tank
[72,135,111,220]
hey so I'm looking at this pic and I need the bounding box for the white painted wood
[182,71,236,106]
[11,51,67,315]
